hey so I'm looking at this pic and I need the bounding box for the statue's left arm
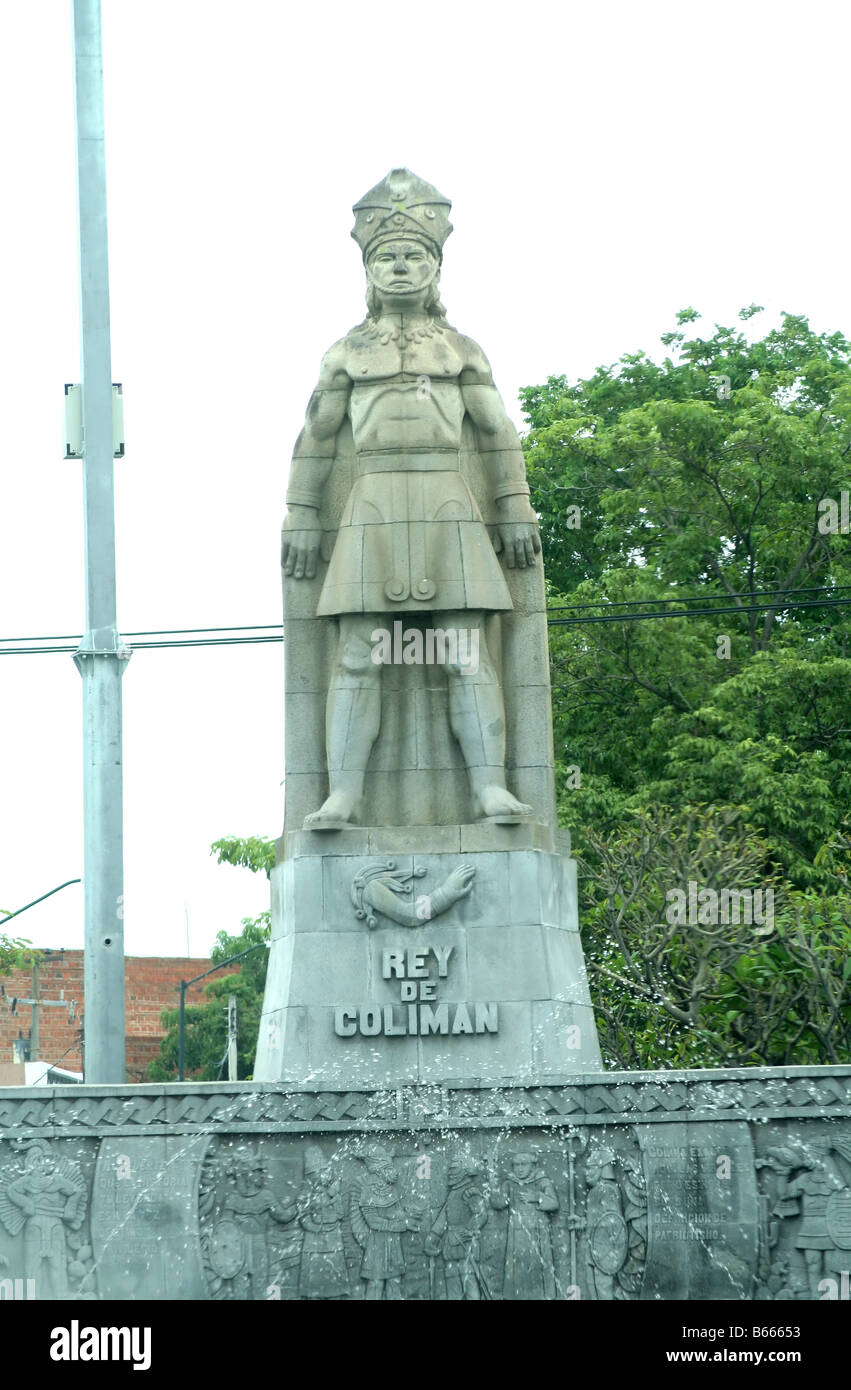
[460,342,541,568]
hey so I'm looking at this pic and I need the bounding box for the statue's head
[363,1141,396,1180]
[512,1151,537,1181]
[23,1141,52,1174]
[352,168,452,320]
[365,238,442,317]
[586,1147,618,1184]
[230,1145,264,1191]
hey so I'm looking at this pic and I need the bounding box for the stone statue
[281,168,548,831]
[253,172,603,1090]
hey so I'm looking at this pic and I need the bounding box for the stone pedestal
[254,823,602,1087]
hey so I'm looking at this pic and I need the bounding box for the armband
[493,481,531,502]
[286,489,322,509]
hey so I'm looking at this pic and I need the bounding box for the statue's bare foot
[303,790,359,830]
[474,785,534,820]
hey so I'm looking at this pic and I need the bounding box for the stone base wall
[1,1067,850,1300]
[255,829,602,1085]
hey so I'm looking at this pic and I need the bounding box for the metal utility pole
[3,964,78,1064]
[30,957,40,1061]
[227,996,238,1081]
[71,0,129,1083]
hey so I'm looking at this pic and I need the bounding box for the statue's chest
[346,332,465,382]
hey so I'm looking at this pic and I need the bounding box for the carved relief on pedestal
[197,1133,582,1300]
[579,1141,648,1300]
[351,860,475,928]
[489,1149,560,1300]
[0,1139,96,1300]
[350,1143,422,1299]
[755,1132,851,1299]
[559,1131,648,1301]
[295,1145,350,1300]
[199,1143,298,1300]
[423,1153,491,1300]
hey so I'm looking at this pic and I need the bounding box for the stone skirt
[316,466,513,615]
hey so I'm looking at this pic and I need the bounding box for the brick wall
[0,949,218,1083]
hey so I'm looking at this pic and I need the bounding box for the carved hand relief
[351,859,475,928]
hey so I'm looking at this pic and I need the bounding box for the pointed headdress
[352,167,453,262]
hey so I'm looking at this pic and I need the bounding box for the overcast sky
[1,0,848,966]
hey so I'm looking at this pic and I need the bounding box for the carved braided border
[0,1071,849,1136]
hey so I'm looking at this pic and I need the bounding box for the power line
[0,624,284,644]
[548,597,851,625]
[4,585,849,647]
[4,584,850,646]
[2,589,851,656]
[545,584,851,612]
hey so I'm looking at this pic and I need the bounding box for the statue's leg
[803,1248,823,1300]
[442,609,533,820]
[304,614,381,828]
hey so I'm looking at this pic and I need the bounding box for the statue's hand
[444,863,476,902]
[493,519,542,569]
[281,507,322,579]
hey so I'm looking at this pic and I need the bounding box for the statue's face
[513,1157,533,1180]
[367,1156,395,1182]
[366,239,438,302]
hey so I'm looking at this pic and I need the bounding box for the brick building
[0,948,214,1083]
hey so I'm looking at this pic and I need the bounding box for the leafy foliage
[521,309,851,1065]
[210,835,275,877]
[148,837,274,1081]
[0,910,35,975]
[579,805,851,1069]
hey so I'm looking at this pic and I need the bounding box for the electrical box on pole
[64,382,124,459]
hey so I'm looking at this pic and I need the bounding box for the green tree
[0,909,35,976]
[521,309,851,1066]
[522,309,851,881]
[147,836,274,1081]
[579,805,851,1069]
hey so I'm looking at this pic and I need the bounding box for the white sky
[1,0,848,961]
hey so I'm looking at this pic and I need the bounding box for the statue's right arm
[282,343,352,579]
